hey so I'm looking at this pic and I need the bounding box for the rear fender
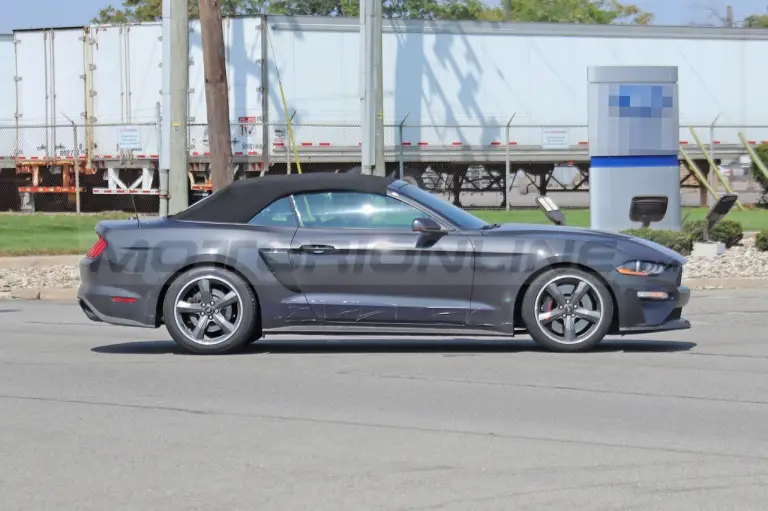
[151,253,263,324]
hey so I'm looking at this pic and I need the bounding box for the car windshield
[395,184,489,230]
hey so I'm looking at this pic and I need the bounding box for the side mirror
[536,196,566,226]
[412,217,443,233]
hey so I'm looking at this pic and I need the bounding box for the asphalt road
[2,290,768,510]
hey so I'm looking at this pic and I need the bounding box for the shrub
[756,231,768,252]
[621,228,693,256]
[713,220,744,247]
[751,143,768,208]
[682,219,744,248]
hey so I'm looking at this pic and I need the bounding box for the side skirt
[264,324,527,338]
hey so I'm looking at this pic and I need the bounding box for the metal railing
[1,119,767,213]
[3,120,767,163]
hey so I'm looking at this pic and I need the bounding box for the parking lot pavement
[2,290,768,510]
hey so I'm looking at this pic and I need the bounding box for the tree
[94,0,651,24]
[93,0,269,23]
[744,13,768,28]
[489,0,652,24]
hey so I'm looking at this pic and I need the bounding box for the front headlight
[616,260,666,276]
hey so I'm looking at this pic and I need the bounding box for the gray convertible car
[78,172,690,354]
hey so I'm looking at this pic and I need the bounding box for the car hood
[480,223,687,265]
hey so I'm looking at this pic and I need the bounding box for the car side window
[292,191,428,230]
[247,196,298,227]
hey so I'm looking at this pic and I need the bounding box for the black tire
[521,267,614,353]
[162,266,259,354]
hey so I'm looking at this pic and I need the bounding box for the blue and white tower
[588,66,681,231]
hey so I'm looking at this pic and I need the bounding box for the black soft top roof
[171,172,398,223]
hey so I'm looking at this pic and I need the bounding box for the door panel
[289,228,474,325]
[287,190,474,325]
[239,197,310,326]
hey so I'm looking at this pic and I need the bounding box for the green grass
[472,207,768,232]
[0,213,132,257]
[472,209,591,227]
[3,207,768,257]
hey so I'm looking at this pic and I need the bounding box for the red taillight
[111,297,137,303]
[86,235,108,259]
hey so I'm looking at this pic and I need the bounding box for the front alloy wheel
[535,276,603,345]
[522,268,613,352]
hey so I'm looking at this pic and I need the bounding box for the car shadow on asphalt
[91,338,697,356]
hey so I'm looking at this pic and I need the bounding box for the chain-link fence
[1,120,766,213]
[0,122,161,213]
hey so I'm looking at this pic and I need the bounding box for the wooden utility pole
[199,0,233,191]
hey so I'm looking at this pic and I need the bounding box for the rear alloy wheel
[521,268,613,352]
[163,266,258,354]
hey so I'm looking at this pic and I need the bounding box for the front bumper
[616,285,691,335]
[606,264,692,335]
[619,318,691,335]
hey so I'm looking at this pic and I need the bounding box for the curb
[0,255,81,270]
[10,288,78,301]
[6,277,768,303]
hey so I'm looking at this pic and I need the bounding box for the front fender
[469,237,625,332]
[518,237,626,276]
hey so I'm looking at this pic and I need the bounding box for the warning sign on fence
[238,116,259,137]
[542,128,569,149]
[274,128,286,146]
[118,126,142,150]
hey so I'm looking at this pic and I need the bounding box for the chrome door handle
[299,244,336,254]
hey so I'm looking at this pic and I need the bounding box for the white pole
[62,113,81,214]
[505,118,511,211]
[360,0,376,175]
[373,0,385,176]
[73,121,80,214]
[157,101,168,216]
[167,0,189,213]
[160,0,171,200]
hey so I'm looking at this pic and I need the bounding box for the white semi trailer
[0,16,767,210]
[0,34,16,165]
